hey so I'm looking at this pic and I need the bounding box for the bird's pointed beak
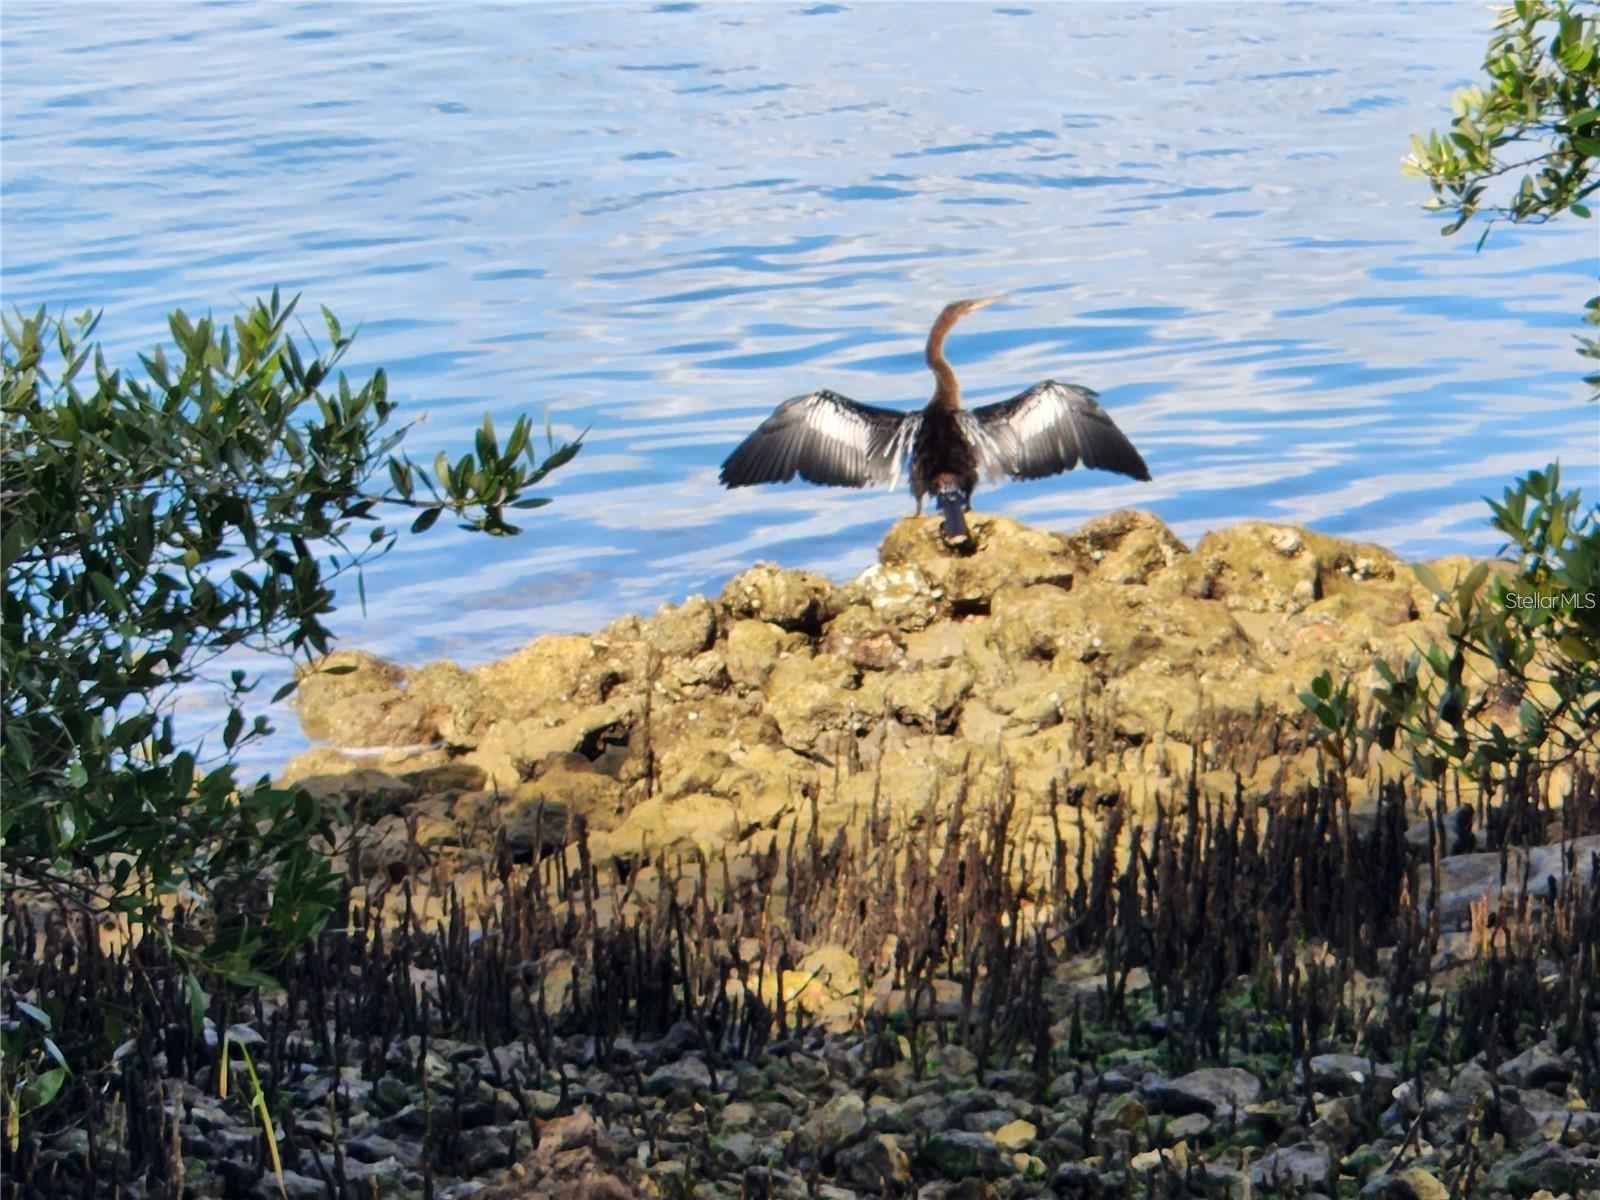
[971,294,1005,310]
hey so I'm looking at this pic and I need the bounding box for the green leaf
[221,967,282,991]
[223,707,244,750]
[88,571,129,615]
[1458,561,1490,604]
[41,1036,69,1073]
[1413,562,1445,596]
[184,970,206,1040]
[24,1067,67,1110]
[1557,633,1596,662]
[15,1001,51,1031]
[411,506,442,534]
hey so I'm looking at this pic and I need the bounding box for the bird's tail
[934,478,971,548]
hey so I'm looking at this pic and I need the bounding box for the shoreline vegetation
[6,511,1597,1199]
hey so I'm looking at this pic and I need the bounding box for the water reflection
[2,2,1594,773]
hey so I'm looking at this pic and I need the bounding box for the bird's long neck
[925,309,963,411]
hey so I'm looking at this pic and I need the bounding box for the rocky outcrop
[293,511,1487,870]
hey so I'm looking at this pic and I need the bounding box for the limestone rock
[1496,1144,1600,1196]
[821,604,905,671]
[279,747,363,782]
[797,1093,866,1156]
[499,797,577,861]
[899,621,968,669]
[919,1129,1009,1180]
[295,649,403,706]
[1094,1093,1147,1136]
[643,1056,712,1096]
[721,563,839,632]
[844,562,941,633]
[836,1133,912,1189]
[474,634,607,715]
[878,514,1075,611]
[1303,1053,1394,1096]
[1181,524,1326,613]
[1359,1166,1450,1200]
[1160,1113,1212,1144]
[590,793,745,861]
[507,767,624,833]
[1427,834,1600,928]
[764,654,881,750]
[1250,1140,1332,1190]
[406,660,497,744]
[990,1119,1035,1152]
[641,595,717,658]
[1497,1041,1574,1090]
[1060,509,1190,585]
[1142,1067,1262,1118]
[403,762,487,796]
[293,767,415,816]
[294,651,437,748]
[357,805,459,880]
[477,1107,645,1199]
[725,619,808,688]
[465,699,634,788]
[883,662,973,731]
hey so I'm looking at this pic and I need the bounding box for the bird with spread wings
[719,297,1150,548]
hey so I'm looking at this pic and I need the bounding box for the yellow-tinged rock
[748,944,864,1031]
[878,513,1074,608]
[474,634,605,715]
[640,594,717,657]
[1184,524,1321,613]
[406,659,496,745]
[464,698,633,788]
[1391,1166,1449,1200]
[294,650,439,748]
[293,766,414,813]
[508,766,626,831]
[724,619,808,688]
[279,747,362,783]
[821,603,905,671]
[992,1119,1036,1152]
[721,562,839,631]
[884,661,974,731]
[295,648,403,704]
[1060,509,1190,585]
[901,620,970,669]
[590,792,744,860]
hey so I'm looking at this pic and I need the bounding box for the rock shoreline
[28,513,1593,1200]
[215,510,1596,1200]
[289,510,1498,870]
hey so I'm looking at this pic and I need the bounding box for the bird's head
[940,295,1005,325]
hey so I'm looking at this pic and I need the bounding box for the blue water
[4,2,1596,772]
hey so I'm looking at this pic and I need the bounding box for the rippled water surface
[4,2,1596,769]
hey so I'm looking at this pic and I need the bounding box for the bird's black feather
[719,390,917,488]
[967,380,1150,483]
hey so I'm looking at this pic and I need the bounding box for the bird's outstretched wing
[719,390,920,489]
[962,380,1151,483]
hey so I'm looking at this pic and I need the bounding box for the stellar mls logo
[1501,590,1598,611]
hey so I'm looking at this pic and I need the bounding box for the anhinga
[718,297,1151,548]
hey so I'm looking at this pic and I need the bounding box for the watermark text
[1501,590,1597,611]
